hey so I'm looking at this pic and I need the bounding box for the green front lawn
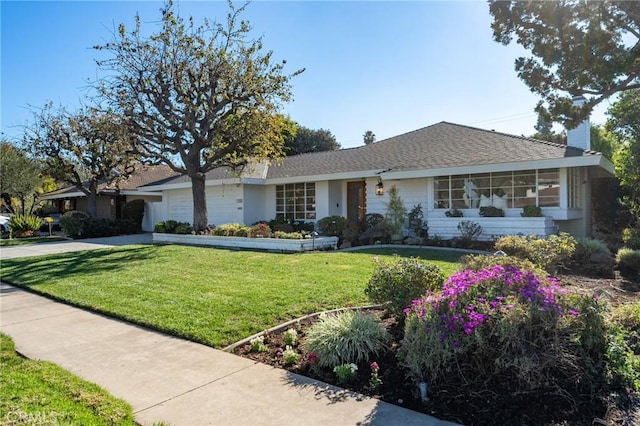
[0,236,67,246]
[0,333,135,425]
[0,245,463,347]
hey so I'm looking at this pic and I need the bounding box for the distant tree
[490,0,640,128]
[22,104,134,217]
[363,130,376,145]
[94,1,302,231]
[607,89,640,219]
[0,141,42,214]
[530,113,566,144]
[590,124,619,160]
[285,126,340,155]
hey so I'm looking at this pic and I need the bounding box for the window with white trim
[568,168,581,208]
[275,183,316,220]
[434,169,560,209]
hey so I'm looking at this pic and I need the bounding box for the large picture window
[276,183,316,220]
[434,169,559,209]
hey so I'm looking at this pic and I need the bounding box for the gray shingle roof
[266,121,596,179]
[141,121,606,188]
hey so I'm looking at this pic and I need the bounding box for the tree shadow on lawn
[1,245,162,288]
[344,246,465,263]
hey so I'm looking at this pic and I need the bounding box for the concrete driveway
[0,233,153,260]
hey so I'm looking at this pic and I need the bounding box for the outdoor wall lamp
[375,176,384,196]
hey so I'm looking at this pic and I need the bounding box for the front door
[347,181,366,225]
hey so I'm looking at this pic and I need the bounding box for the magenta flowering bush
[398,265,607,395]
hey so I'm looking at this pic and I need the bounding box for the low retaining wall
[152,233,339,252]
[428,217,557,240]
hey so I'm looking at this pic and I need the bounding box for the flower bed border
[152,233,339,253]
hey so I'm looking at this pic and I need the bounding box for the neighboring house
[39,164,178,230]
[140,117,614,239]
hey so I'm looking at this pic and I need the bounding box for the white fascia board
[120,191,163,196]
[266,171,378,185]
[382,156,609,180]
[38,191,85,200]
[141,177,265,191]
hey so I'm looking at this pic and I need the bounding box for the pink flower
[307,351,319,366]
[370,361,379,371]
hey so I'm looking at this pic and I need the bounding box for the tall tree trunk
[191,175,208,232]
[87,183,98,218]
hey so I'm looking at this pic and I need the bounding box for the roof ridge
[439,121,600,155]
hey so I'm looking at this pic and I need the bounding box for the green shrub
[479,206,504,217]
[408,204,427,238]
[154,220,192,234]
[59,211,91,239]
[8,214,43,237]
[281,345,300,366]
[283,328,298,346]
[459,254,547,278]
[622,227,640,250]
[495,233,576,274]
[164,220,179,233]
[571,237,615,277]
[575,237,612,259]
[358,221,393,245]
[85,218,116,238]
[607,303,640,390]
[249,336,267,353]
[122,199,145,233]
[359,213,385,232]
[399,265,610,397]
[365,257,445,319]
[317,216,348,237]
[116,219,139,235]
[273,231,304,239]
[249,223,272,238]
[213,223,250,237]
[333,363,358,384]
[521,205,543,217]
[304,310,390,369]
[174,223,193,234]
[455,220,483,246]
[616,248,640,279]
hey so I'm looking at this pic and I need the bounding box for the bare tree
[94,1,303,231]
[23,104,134,217]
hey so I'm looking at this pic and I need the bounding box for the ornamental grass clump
[398,265,609,399]
[8,214,43,238]
[304,310,390,369]
[365,256,445,319]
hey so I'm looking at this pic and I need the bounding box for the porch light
[375,177,384,196]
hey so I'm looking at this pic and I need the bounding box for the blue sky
[1,0,609,149]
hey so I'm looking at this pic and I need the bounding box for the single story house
[39,164,178,230]
[140,118,614,239]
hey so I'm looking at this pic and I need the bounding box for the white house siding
[315,181,331,220]
[206,184,243,225]
[242,185,267,224]
[328,181,342,217]
[365,177,429,217]
[164,185,243,226]
[143,201,163,232]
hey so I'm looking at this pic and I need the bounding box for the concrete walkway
[0,235,456,426]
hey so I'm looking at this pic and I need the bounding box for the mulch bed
[233,272,640,426]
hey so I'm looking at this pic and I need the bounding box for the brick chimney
[566,95,591,151]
